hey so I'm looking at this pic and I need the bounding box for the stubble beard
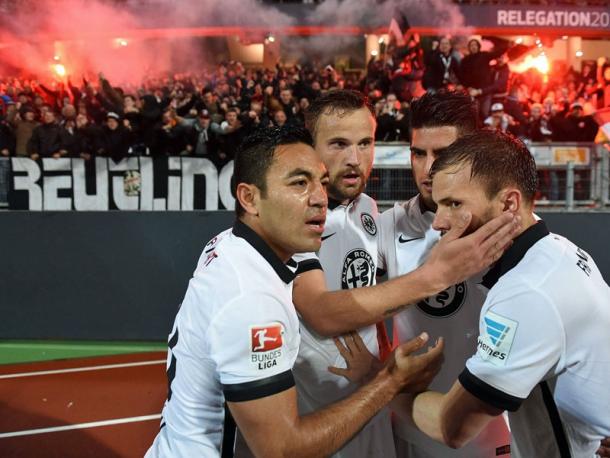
[327,173,366,202]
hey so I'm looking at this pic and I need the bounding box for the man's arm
[229,334,444,458]
[410,380,503,449]
[294,212,520,336]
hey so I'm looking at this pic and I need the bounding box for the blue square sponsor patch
[477,311,518,367]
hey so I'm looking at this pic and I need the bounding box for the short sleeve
[208,293,297,402]
[293,251,322,275]
[460,287,564,412]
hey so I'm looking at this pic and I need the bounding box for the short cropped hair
[409,90,478,136]
[430,129,538,204]
[304,89,374,140]
[233,126,314,216]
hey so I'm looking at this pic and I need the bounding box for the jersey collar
[328,197,345,210]
[481,220,549,289]
[328,194,360,211]
[232,220,297,284]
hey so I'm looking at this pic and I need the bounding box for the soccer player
[411,130,610,457]
[378,91,511,457]
[289,90,518,458]
[144,126,445,458]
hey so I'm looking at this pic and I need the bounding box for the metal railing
[369,142,610,211]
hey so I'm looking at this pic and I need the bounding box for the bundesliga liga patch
[477,311,518,367]
[250,323,284,370]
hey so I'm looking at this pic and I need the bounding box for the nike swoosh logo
[321,232,336,241]
[398,235,424,243]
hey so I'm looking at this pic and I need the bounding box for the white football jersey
[463,221,610,458]
[145,221,300,458]
[378,196,511,458]
[292,193,396,458]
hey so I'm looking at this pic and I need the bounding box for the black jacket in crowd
[27,122,62,157]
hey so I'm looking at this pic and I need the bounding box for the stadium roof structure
[0,0,608,44]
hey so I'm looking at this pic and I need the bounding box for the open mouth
[342,171,361,185]
[305,215,326,234]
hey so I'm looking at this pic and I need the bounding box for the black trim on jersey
[539,381,572,458]
[221,403,237,458]
[233,220,296,284]
[376,267,387,277]
[223,370,295,402]
[482,221,549,289]
[459,367,524,412]
[295,258,323,275]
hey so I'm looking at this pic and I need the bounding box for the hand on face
[424,211,521,291]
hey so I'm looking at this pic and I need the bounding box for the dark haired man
[410,130,610,457]
[289,90,518,458]
[145,126,444,458]
[459,38,509,118]
[378,91,511,458]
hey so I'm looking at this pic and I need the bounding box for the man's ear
[236,183,260,216]
[500,187,522,213]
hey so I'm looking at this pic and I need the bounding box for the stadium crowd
[0,35,608,163]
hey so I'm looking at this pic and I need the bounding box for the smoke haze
[0,0,467,84]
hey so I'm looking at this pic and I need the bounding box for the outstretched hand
[387,333,444,395]
[329,332,379,383]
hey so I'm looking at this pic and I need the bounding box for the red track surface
[0,352,167,458]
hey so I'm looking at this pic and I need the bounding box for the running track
[0,352,167,457]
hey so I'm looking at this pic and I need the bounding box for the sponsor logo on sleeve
[477,311,518,367]
[250,324,284,370]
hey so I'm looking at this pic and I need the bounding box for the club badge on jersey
[360,212,377,236]
[417,282,467,317]
[250,323,285,370]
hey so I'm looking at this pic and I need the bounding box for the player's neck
[512,210,537,238]
[418,194,437,213]
[239,216,293,263]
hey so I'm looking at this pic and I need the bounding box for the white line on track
[0,414,163,438]
[0,359,166,379]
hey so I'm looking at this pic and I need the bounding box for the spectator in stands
[484,102,517,134]
[185,110,218,161]
[201,91,222,122]
[279,88,296,121]
[96,112,134,162]
[524,103,552,142]
[480,53,510,108]
[594,56,610,108]
[27,110,63,160]
[272,109,289,128]
[423,36,460,93]
[153,108,189,156]
[73,113,98,161]
[8,105,38,157]
[554,102,598,142]
[0,113,15,156]
[213,107,245,165]
[375,93,408,141]
[459,37,509,118]
[295,97,310,125]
